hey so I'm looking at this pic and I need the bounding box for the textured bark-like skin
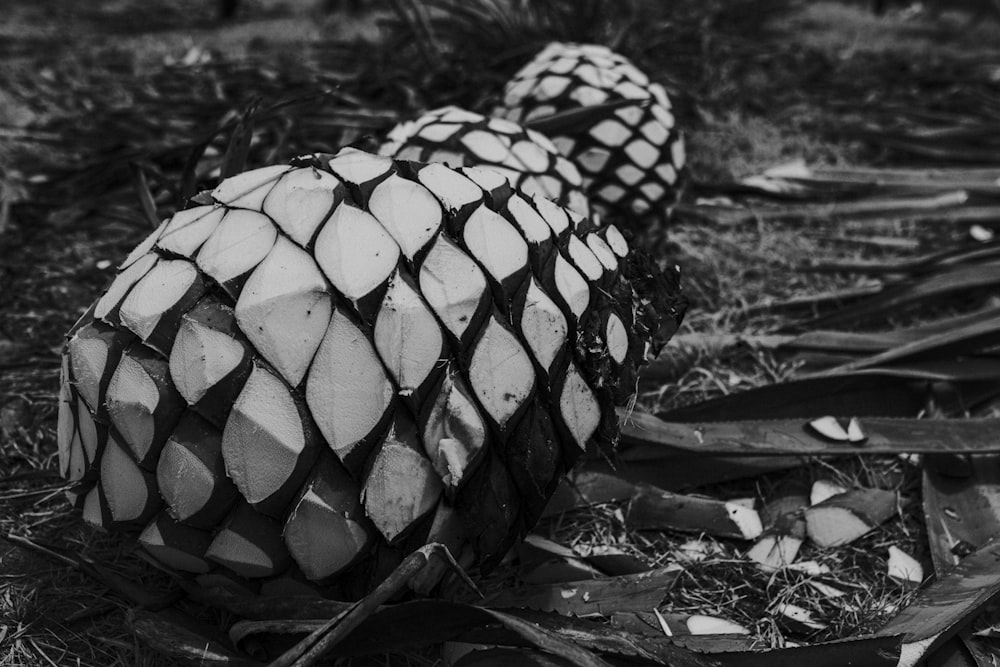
[58,148,684,596]
[496,42,686,222]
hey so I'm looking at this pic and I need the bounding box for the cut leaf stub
[496,42,686,222]
[379,106,591,219]
[58,148,684,594]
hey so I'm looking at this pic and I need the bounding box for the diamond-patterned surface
[496,42,686,222]
[379,106,590,218]
[58,149,683,596]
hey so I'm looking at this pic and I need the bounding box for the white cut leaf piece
[95,254,158,321]
[158,438,217,523]
[419,234,487,340]
[105,354,161,462]
[236,236,332,386]
[553,252,590,321]
[314,204,400,301]
[887,545,923,585]
[763,159,811,179]
[559,363,601,450]
[808,416,850,442]
[567,235,604,281]
[100,435,150,523]
[506,194,551,244]
[846,417,867,443]
[605,314,629,364]
[971,224,995,242]
[417,122,462,143]
[158,206,225,257]
[810,479,848,506]
[463,206,528,285]
[520,278,568,372]
[423,370,486,490]
[374,273,443,395]
[808,580,846,599]
[368,174,443,260]
[461,166,509,192]
[532,196,570,237]
[586,234,618,272]
[686,615,750,635]
[262,167,340,246]
[469,317,535,429]
[746,535,802,571]
[170,313,245,406]
[777,603,827,631]
[212,165,289,210]
[76,401,99,461]
[196,209,277,286]
[363,439,443,542]
[462,130,511,163]
[119,259,199,341]
[603,225,629,257]
[306,309,394,464]
[787,560,831,576]
[439,107,481,124]
[119,220,168,270]
[508,140,550,173]
[671,140,686,169]
[327,148,393,185]
[417,163,482,213]
[222,364,306,506]
[82,487,105,529]
[725,501,764,539]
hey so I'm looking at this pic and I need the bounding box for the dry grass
[2,0,1000,664]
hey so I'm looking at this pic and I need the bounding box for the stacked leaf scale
[57,146,683,596]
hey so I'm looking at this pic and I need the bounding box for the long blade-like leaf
[620,411,1000,457]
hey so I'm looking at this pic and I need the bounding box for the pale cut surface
[222,363,308,507]
[552,253,591,321]
[520,278,568,373]
[423,368,487,490]
[363,436,444,543]
[119,259,200,342]
[314,204,400,301]
[558,364,602,450]
[100,435,154,524]
[196,209,277,287]
[157,438,216,523]
[374,273,444,396]
[170,316,246,407]
[157,205,225,257]
[211,164,289,209]
[368,174,443,260]
[105,353,160,462]
[469,316,535,429]
[419,234,488,340]
[67,334,110,413]
[236,236,332,387]
[306,308,394,464]
[463,206,528,285]
[262,167,340,246]
[95,253,158,321]
[284,460,373,580]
